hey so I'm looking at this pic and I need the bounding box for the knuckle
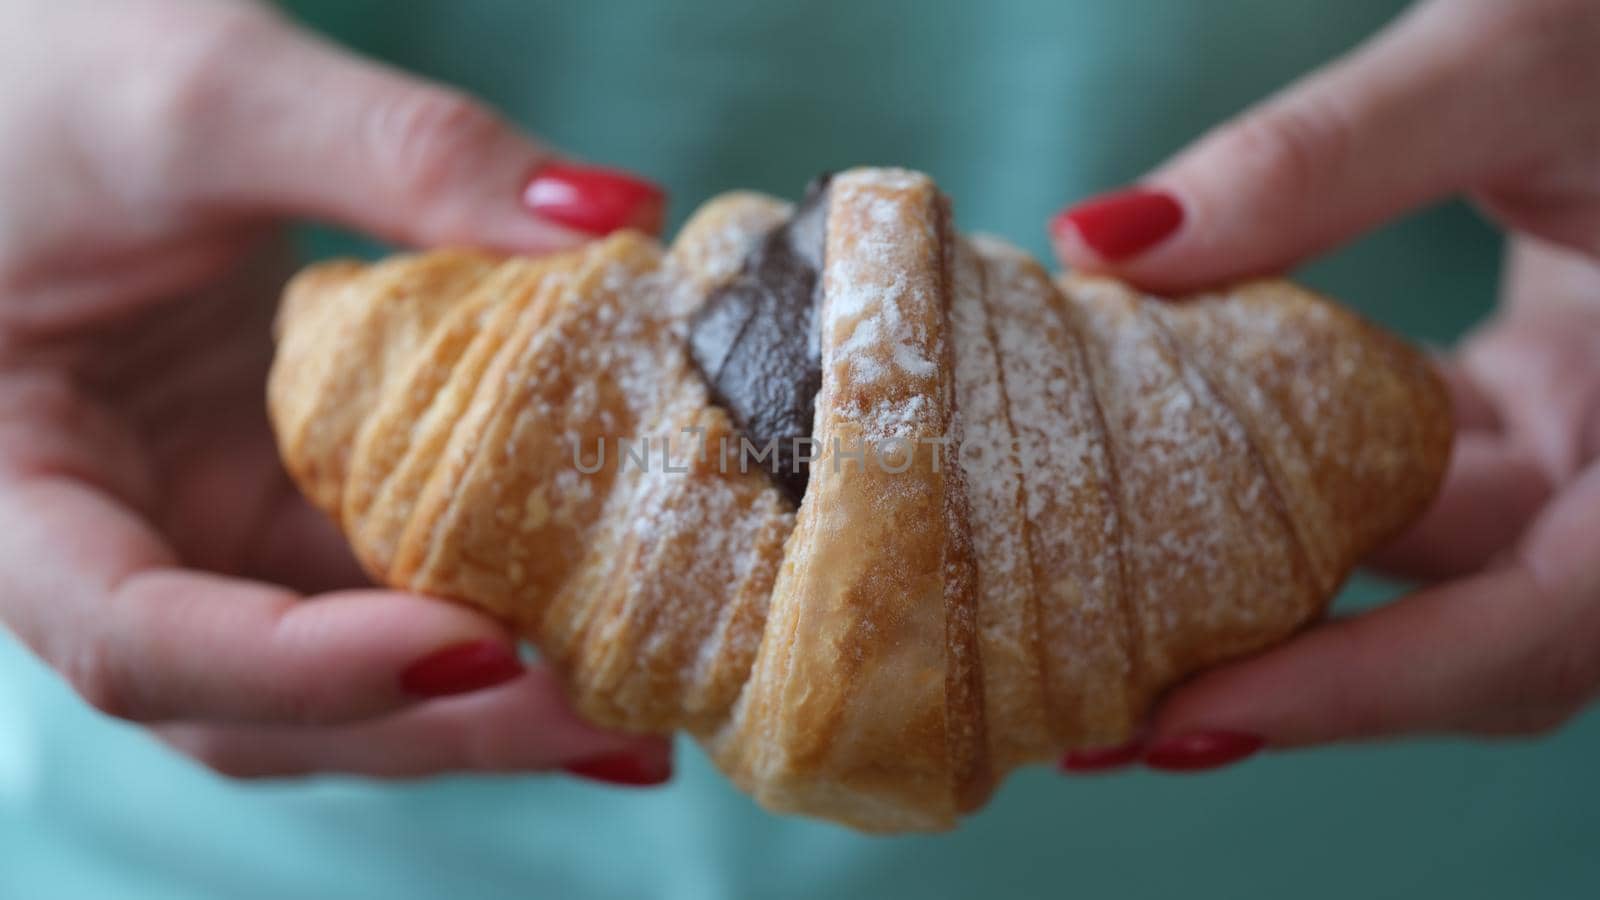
[1494,613,1600,736]
[1536,631,1600,715]
[1213,98,1348,201]
[152,7,279,130]
[1479,0,1594,42]
[273,688,339,728]
[372,87,502,204]
[131,6,283,200]
[1481,705,1571,738]
[57,640,139,722]
[459,717,512,772]
[170,733,264,780]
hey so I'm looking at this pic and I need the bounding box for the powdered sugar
[820,170,946,446]
[968,239,1135,736]
[1065,274,1309,679]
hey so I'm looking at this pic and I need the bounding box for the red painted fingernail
[1060,740,1145,773]
[1143,731,1265,772]
[563,752,673,788]
[399,640,523,698]
[523,161,666,236]
[1051,187,1184,262]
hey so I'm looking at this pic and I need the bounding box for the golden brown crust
[1143,280,1453,590]
[719,170,989,831]
[1064,273,1321,696]
[972,238,1139,751]
[267,168,1453,833]
[270,252,496,518]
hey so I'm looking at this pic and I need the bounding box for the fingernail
[1060,740,1145,774]
[523,161,666,236]
[563,752,673,788]
[1051,187,1184,262]
[1143,731,1265,772]
[399,640,524,698]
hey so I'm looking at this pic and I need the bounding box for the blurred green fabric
[3,1,1595,898]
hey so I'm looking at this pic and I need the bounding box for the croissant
[268,167,1451,832]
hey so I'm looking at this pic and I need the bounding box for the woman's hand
[1052,0,1600,771]
[0,0,670,785]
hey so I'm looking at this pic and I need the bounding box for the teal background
[5,1,1596,897]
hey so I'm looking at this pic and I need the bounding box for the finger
[1152,568,1579,747]
[1367,353,1549,579]
[1,476,523,726]
[1366,431,1551,580]
[109,571,531,725]
[243,486,372,594]
[141,408,373,595]
[1464,238,1600,480]
[1432,354,1500,435]
[1150,463,1600,747]
[1050,0,1592,291]
[169,13,664,250]
[1499,235,1600,320]
[159,670,672,783]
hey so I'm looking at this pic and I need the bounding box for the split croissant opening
[268,167,1451,832]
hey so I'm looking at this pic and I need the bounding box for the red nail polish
[1051,187,1184,262]
[563,753,673,788]
[399,640,523,698]
[1143,731,1264,772]
[523,161,666,236]
[1060,741,1145,773]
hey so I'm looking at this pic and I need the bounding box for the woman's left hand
[1051,0,1600,771]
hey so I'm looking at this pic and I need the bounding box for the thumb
[184,14,664,251]
[1049,0,1576,293]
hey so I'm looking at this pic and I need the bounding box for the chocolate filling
[688,175,831,504]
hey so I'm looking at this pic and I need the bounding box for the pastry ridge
[268,167,1452,832]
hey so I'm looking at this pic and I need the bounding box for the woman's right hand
[0,0,671,786]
